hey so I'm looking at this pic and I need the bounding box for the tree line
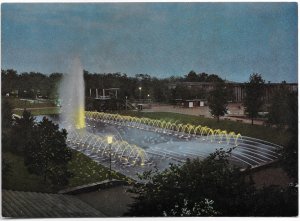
[2,69,296,128]
[1,69,223,102]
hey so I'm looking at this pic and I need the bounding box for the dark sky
[1,3,298,82]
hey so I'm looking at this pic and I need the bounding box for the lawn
[2,150,131,193]
[120,111,290,146]
[68,151,131,187]
[2,152,54,193]
[12,107,60,116]
[6,97,57,108]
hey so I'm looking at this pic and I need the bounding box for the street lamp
[125,96,128,111]
[107,136,113,180]
[138,87,142,101]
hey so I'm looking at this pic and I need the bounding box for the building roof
[169,81,298,86]
[2,190,105,218]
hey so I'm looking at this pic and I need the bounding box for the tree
[207,83,228,122]
[206,74,223,82]
[243,73,265,125]
[163,198,220,216]
[126,151,257,216]
[250,185,298,216]
[267,85,290,128]
[185,70,198,82]
[2,98,13,129]
[2,155,11,187]
[10,109,36,154]
[2,98,13,152]
[24,117,73,186]
[279,91,298,181]
[126,150,298,216]
[1,69,18,95]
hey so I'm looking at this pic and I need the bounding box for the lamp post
[107,136,113,180]
[138,87,142,102]
[125,96,128,111]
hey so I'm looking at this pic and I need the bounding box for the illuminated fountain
[59,57,86,130]
[58,58,149,171]
[56,58,281,179]
[84,111,281,169]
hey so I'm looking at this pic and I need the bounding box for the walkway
[142,103,265,126]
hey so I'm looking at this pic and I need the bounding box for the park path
[142,103,265,126]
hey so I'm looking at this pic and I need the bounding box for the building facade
[168,81,298,103]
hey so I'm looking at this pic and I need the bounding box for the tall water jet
[59,57,86,130]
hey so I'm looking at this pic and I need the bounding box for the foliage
[163,198,220,216]
[207,82,228,121]
[10,109,36,154]
[3,69,227,104]
[185,70,223,82]
[24,117,73,186]
[250,185,298,216]
[278,91,298,180]
[1,69,18,96]
[243,73,265,125]
[2,155,11,185]
[126,150,298,216]
[2,97,13,152]
[2,150,130,193]
[267,86,291,128]
[1,70,62,99]
[126,150,255,216]
[2,97,13,129]
[2,152,56,193]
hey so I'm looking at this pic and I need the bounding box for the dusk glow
[1,3,297,82]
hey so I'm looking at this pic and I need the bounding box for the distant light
[147,94,150,97]
[107,136,113,144]
[139,87,142,90]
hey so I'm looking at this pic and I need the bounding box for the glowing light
[75,106,86,129]
[107,136,113,144]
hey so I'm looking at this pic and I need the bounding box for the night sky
[1,3,298,83]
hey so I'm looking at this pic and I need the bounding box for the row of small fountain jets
[67,111,245,167]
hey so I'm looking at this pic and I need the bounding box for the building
[168,81,298,103]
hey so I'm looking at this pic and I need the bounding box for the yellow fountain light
[75,106,86,129]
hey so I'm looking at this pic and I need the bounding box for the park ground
[5,97,292,193]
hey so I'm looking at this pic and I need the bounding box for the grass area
[6,97,56,108]
[12,107,60,116]
[68,151,132,188]
[120,111,290,146]
[2,152,54,193]
[2,150,132,193]
[5,96,60,116]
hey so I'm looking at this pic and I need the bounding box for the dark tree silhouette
[126,151,298,216]
[279,91,298,181]
[24,117,73,186]
[243,73,265,125]
[10,110,36,154]
[207,83,228,122]
[267,85,291,128]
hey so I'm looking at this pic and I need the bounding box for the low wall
[59,179,129,195]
